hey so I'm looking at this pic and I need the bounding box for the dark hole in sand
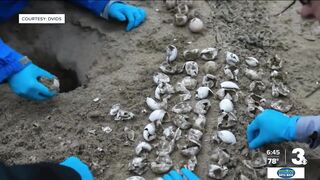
[31,52,81,93]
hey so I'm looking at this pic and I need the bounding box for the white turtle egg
[219,99,234,113]
[217,130,236,144]
[245,57,259,67]
[149,109,166,122]
[220,81,240,90]
[135,142,152,155]
[189,18,204,33]
[146,97,161,110]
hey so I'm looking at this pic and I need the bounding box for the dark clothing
[0,162,81,180]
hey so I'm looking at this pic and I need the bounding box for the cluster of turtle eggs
[123,44,247,180]
[165,0,204,33]
[123,45,291,179]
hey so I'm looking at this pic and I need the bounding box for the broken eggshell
[149,109,167,122]
[245,68,263,81]
[272,81,290,97]
[128,157,148,175]
[245,57,259,67]
[216,88,226,100]
[135,142,152,155]
[187,156,198,171]
[195,86,213,99]
[193,114,206,130]
[109,104,121,116]
[174,114,192,130]
[155,82,175,100]
[146,97,167,111]
[216,130,236,144]
[200,48,218,61]
[124,127,135,141]
[184,61,199,77]
[208,164,228,179]
[157,137,176,156]
[215,88,239,102]
[150,155,173,174]
[267,54,283,70]
[102,126,112,133]
[181,76,197,90]
[224,66,233,81]
[245,93,267,106]
[187,128,203,147]
[39,76,60,93]
[163,126,175,140]
[249,81,266,92]
[243,152,267,169]
[247,103,264,118]
[202,74,218,88]
[183,49,200,61]
[175,82,189,94]
[153,72,170,85]
[177,3,189,14]
[143,123,156,141]
[180,145,200,157]
[270,70,286,80]
[224,65,239,81]
[194,99,211,115]
[163,126,181,141]
[179,91,192,101]
[172,102,193,114]
[160,61,181,74]
[174,13,188,26]
[166,45,178,63]
[220,81,240,90]
[115,110,135,121]
[176,76,197,93]
[217,112,237,129]
[271,100,292,113]
[211,148,230,166]
[225,51,239,66]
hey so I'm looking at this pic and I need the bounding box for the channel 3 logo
[267,148,306,179]
[291,148,307,166]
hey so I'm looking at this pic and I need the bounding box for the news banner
[265,147,320,179]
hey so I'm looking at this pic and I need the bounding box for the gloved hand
[60,156,93,180]
[163,168,200,180]
[247,109,300,149]
[8,63,57,101]
[108,2,146,31]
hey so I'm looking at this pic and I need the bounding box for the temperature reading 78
[267,157,280,165]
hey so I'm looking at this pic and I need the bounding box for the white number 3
[292,148,307,165]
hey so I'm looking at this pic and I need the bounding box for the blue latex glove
[60,156,93,180]
[108,2,146,31]
[247,109,300,149]
[163,168,200,180]
[8,63,57,101]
